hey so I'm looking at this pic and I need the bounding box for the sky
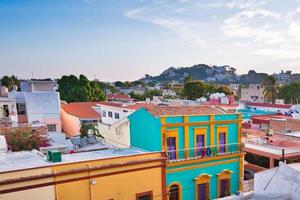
[1,0,300,81]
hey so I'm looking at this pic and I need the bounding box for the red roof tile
[145,105,225,116]
[61,102,100,119]
[97,101,151,111]
[247,102,292,109]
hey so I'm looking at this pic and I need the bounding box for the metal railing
[166,143,244,162]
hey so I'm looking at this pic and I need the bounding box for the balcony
[166,143,244,163]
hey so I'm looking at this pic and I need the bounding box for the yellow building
[0,149,166,200]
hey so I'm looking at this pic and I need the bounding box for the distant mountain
[141,64,269,84]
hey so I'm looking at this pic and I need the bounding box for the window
[217,170,232,198]
[108,111,113,118]
[47,124,57,132]
[165,130,178,160]
[102,110,106,117]
[168,184,181,200]
[136,191,153,200]
[195,174,210,200]
[217,127,227,154]
[2,105,9,117]
[167,137,177,160]
[194,128,206,156]
[16,103,26,114]
[114,112,120,119]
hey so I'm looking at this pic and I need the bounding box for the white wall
[241,84,265,103]
[8,91,61,131]
[247,105,290,113]
[95,105,134,125]
[98,118,130,147]
[0,98,18,126]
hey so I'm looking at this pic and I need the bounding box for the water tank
[0,135,7,154]
[0,86,8,97]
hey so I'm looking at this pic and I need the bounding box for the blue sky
[1,0,300,81]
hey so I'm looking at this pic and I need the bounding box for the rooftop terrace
[0,148,147,173]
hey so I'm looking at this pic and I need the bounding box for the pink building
[61,102,100,137]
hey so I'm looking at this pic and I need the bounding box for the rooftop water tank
[0,135,7,154]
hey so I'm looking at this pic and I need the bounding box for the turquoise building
[128,105,244,200]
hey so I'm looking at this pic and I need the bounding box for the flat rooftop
[243,129,300,157]
[0,148,147,173]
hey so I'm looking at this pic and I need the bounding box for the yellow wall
[53,152,164,200]
[0,152,164,200]
[0,167,55,200]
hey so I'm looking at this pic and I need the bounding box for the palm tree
[262,75,278,103]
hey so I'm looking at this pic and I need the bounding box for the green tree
[129,92,145,101]
[80,123,103,138]
[182,81,207,100]
[278,81,300,104]
[144,89,162,99]
[217,85,233,95]
[114,81,126,87]
[58,75,106,102]
[1,76,15,91]
[3,127,50,151]
[262,75,278,103]
[184,75,193,83]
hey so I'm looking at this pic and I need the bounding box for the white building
[94,102,150,147]
[8,91,61,132]
[241,84,265,103]
[0,97,18,127]
[20,80,57,92]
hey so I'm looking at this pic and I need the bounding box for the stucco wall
[129,108,162,151]
[98,118,130,148]
[166,158,240,199]
[61,108,81,136]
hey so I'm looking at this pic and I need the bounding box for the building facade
[129,106,244,200]
[0,150,166,200]
[241,84,265,103]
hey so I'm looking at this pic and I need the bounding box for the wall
[129,108,162,151]
[241,84,264,103]
[60,108,81,136]
[96,105,134,125]
[0,152,165,200]
[0,167,55,200]
[0,98,18,126]
[53,152,164,200]
[98,118,130,147]
[8,91,61,131]
[166,158,240,199]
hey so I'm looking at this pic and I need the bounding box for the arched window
[168,183,181,200]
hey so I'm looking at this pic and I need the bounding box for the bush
[2,127,50,151]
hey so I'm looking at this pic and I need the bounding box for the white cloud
[125,0,300,61]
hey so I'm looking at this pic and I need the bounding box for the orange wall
[60,108,81,136]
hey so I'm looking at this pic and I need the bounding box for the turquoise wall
[166,159,240,199]
[128,108,162,151]
[129,110,241,199]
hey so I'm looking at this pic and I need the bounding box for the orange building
[0,149,166,200]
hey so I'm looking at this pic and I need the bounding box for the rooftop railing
[166,143,244,163]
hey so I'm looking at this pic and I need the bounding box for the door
[197,183,208,200]
[220,179,230,198]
